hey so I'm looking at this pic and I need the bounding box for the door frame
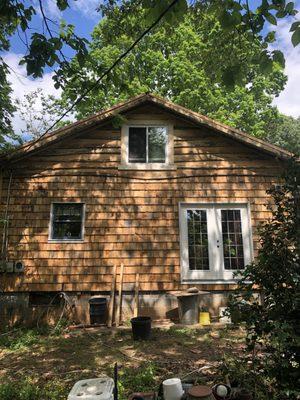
[179,202,254,284]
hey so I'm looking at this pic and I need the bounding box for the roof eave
[0,92,294,165]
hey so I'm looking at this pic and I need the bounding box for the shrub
[0,379,68,400]
[227,161,300,399]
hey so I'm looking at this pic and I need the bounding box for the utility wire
[25,0,179,152]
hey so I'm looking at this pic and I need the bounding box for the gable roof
[1,93,294,164]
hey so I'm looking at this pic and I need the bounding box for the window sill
[182,279,241,285]
[48,239,84,243]
[118,163,177,171]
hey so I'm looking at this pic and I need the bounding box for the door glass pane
[128,127,146,162]
[221,209,244,270]
[187,210,209,270]
[148,127,167,163]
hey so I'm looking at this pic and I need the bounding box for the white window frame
[120,120,175,170]
[48,202,86,243]
[179,202,253,283]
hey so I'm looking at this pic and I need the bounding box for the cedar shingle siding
[0,96,289,294]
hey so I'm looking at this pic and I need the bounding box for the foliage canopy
[0,0,299,142]
[61,4,287,138]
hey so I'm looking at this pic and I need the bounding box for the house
[0,93,293,325]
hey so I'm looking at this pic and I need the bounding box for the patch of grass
[167,326,195,339]
[50,318,69,336]
[117,362,158,400]
[198,332,214,346]
[0,321,69,351]
[0,329,46,351]
[0,379,69,400]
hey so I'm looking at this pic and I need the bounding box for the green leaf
[273,50,285,68]
[285,2,294,13]
[56,0,69,11]
[264,12,277,25]
[276,10,287,18]
[291,27,300,47]
[265,31,276,43]
[290,21,300,32]
[259,52,274,73]
[219,10,239,29]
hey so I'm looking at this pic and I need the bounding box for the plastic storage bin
[68,377,114,400]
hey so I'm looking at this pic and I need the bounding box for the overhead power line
[25,0,179,151]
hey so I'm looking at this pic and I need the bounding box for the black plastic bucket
[89,297,107,325]
[130,316,152,340]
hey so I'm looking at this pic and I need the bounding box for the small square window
[50,203,84,241]
[128,126,167,164]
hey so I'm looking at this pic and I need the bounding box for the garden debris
[129,392,156,400]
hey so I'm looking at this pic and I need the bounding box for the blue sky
[3,0,300,134]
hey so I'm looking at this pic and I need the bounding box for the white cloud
[32,0,102,20]
[272,16,300,118]
[32,0,62,19]
[3,53,61,135]
[72,0,102,19]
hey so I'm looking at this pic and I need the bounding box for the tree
[61,4,287,138]
[0,0,88,139]
[228,162,300,398]
[0,61,21,150]
[265,114,300,155]
[14,89,71,140]
[0,0,299,138]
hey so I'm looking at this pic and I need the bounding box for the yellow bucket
[199,312,210,325]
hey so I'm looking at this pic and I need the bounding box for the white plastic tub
[68,377,114,400]
[162,378,184,400]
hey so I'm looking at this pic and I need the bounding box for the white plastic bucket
[163,378,184,400]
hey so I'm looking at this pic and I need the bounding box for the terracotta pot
[188,385,214,400]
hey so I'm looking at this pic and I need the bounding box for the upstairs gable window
[128,126,167,163]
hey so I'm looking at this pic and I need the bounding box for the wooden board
[116,263,124,327]
[107,264,117,328]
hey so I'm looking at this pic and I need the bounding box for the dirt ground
[0,323,246,398]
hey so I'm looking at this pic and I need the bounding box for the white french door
[179,203,253,282]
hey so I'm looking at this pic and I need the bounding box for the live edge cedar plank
[0,93,294,320]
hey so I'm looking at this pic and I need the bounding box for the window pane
[52,222,82,240]
[187,209,209,270]
[52,203,84,240]
[221,209,245,270]
[53,204,82,221]
[129,127,146,162]
[148,127,167,163]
